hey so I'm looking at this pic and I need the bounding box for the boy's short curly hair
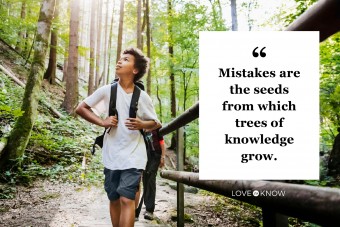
[122,47,149,82]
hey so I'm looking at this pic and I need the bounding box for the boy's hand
[102,115,118,128]
[159,157,165,168]
[125,118,145,130]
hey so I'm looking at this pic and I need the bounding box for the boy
[76,47,160,227]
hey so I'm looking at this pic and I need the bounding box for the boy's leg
[110,199,121,227]
[104,168,121,226]
[120,196,136,227]
[117,168,143,226]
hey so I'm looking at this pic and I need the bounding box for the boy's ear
[133,68,139,75]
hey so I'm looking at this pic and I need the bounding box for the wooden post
[262,207,288,227]
[177,127,184,227]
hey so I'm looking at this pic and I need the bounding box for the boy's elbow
[75,105,81,115]
[75,102,86,116]
[154,121,162,130]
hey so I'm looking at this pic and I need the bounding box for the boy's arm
[125,118,160,130]
[76,102,117,128]
[159,139,166,168]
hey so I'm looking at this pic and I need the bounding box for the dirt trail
[1,150,258,227]
[0,174,210,227]
[0,150,214,227]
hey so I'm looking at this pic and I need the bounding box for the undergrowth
[0,71,105,200]
[198,190,323,227]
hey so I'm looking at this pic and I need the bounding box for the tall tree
[62,49,68,82]
[168,0,177,149]
[116,0,125,64]
[328,127,340,176]
[230,0,238,31]
[208,0,225,30]
[140,0,146,50]
[0,0,56,169]
[88,0,97,95]
[15,0,27,53]
[137,0,142,49]
[62,0,80,114]
[106,0,116,84]
[44,0,59,84]
[241,0,258,31]
[156,77,162,121]
[78,0,87,82]
[95,0,103,88]
[102,0,110,85]
[145,0,151,94]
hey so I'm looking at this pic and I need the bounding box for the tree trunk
[0,0,56,170]
[146,0,151,94]
[44,0,59,84]
[82,0,91,84]
[106,0,116,84]
[102,0,110,85]
[116,0,125,64]
[209,0,218,29]
[95,0,103,88]
[156,77,162,121]
[15,0,26,53]
[78,0,86,83]
[141,0,146,50]
[168,0,177,150]
[230,0,238,31]
[88,0,97,95]
[62,49,68,82]
[62,0,80,115]
[328,130,340,176]
[137,0,142,49]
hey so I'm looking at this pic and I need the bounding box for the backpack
[91,81,144,155]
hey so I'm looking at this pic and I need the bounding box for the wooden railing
[159,102,198,227]
[159,100,340,226]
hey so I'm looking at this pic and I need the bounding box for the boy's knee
[110,199,120,206]
[120,196,134,206]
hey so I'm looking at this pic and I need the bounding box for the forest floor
[0,150,263,227]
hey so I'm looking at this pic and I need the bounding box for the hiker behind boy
[75,47,160,227]
[142,128,166,220]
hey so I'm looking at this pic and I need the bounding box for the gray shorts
[104,168,142,201]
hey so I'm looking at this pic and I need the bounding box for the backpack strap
[109,82,118,117]
[129,85,144,138]
[129,85,141,118]
[92,83,118,154]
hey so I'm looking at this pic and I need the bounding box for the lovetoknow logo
[231,190,286,197]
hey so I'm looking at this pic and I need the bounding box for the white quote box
[199,31,319,180]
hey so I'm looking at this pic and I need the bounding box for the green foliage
[145,1,215,156]
[199,191,262,226]
[281,0,318,27]
[319,33,340,149]
[0,73,24,137]
[0,184,16,199]
[0,70,103,186]
[0,0,40,56]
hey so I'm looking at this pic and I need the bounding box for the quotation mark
[252,47,266,58]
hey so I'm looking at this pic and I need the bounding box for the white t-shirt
[84,83,159,170]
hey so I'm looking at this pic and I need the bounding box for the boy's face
[115,54,138,77]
